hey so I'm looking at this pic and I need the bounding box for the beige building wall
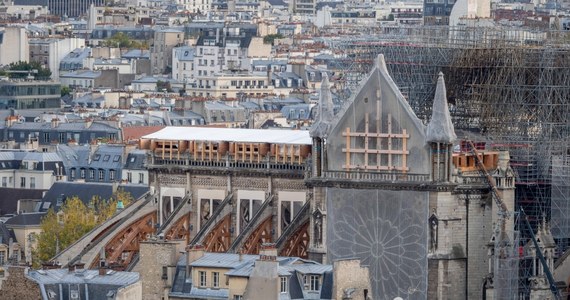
[192,266,232,289]
[0,26,29,66]
[116,281,143,300]
[138,241,182,300]
[228,276,249,299]
[151,31,184,75]
[247,37,271,59]
[9,226,41,264]
[332,259,372,300]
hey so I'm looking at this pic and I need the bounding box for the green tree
[104,32,147,49]
[263,33,284,45]
[61,86,71,97]
[33,189,135,267]
[34,197,97,264]
[7,61,52,80]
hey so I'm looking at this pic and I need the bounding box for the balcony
[147,153,307,176]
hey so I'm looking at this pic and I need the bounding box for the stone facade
[332,259,373,300]
[137,240,184,300]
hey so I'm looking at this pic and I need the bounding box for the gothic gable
[326,55,430,174]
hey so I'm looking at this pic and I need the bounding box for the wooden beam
[345,127,350,170]
[402,129,408,173]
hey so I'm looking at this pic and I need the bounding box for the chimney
[259,243,277,258]
[186,244,205,266]
[68,264,76,273]
[51,117,59,128]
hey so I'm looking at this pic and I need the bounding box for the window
[110,170,115,180]
[199,271,207,287]
[70,169,76,180]
[1,177,6,187]
[280,277,288,293]
[99,170,104,181]
[233,296,243,300]
[212,272,219,288]
[43,132,50,143]
[80,169,85,179]
[103,155,110,161]
[127,172,132,183]
[93,154,101,161]
[139,173,144,184]
[0,250,5,264]
[89,169,95,179]
[114,155,121,162]
[20,177,26,188]
[309,275,320,291]
[30,177,36,189]
[162,266,168,280]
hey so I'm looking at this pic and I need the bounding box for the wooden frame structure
[342,113,409,171]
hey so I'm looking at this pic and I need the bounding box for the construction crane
[467,140,561,299]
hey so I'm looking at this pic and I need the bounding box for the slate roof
[0,188,46,216]
[4,212,45,227]
[281,104,313,120]
[39,182,148,212]
[174,46,195,62]
[124,150,147,170]
[28,268,139,300]
[60,70,102,79]
[122,49,150,59]
[0,222,15,245]
[172,253,334,299]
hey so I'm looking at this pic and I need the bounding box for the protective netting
[493,230,520,300]
[551,154,570,242]
[326,188,428,299]
[425,73,457,144]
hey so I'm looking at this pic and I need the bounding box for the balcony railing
[148,153,307,173]
[318,170,430,183]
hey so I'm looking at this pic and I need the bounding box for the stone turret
[309,73,334,139]
[426,72,456,182]
[309,73,334,178]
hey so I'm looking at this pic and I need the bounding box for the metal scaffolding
[325,25,570,297]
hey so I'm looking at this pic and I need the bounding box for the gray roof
[0,222,15,245]
[40,182,149,212]
[205,101,245,111]
[172,253,334,300]
[29,268,139,285]
[60,70,102,79]
[190,253,259,269]
[28,268,139,300]
[8,120,118,132]
[124,151,146,170]
[174,46,195,62]
[4,212,45,227]
[122,49,150,59]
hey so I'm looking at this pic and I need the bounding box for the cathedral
[307,54,517,299]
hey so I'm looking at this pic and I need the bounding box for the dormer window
[280,277,288,293]
[304,275,320,291]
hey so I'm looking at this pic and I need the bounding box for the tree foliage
[263,33,284,45]
[104,32,148,49]
[7,61,52,80]
[61,86,71,97]
[33,189,134,266]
